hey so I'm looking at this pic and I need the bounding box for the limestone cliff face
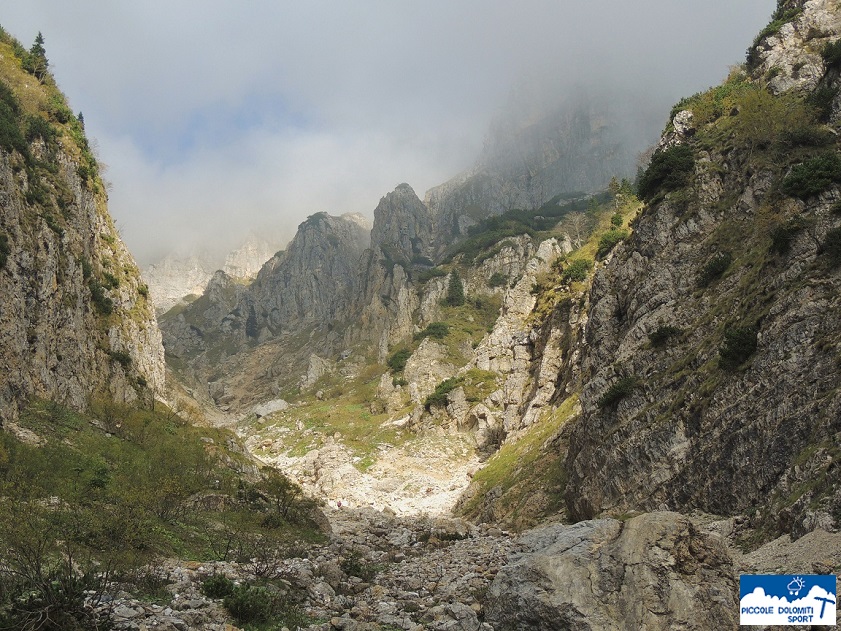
[0,43,164,420]
[144,252,217,314]
[425,89,655,243]
[370,183,435,265]
[160,212,371,407]
[561,0,841,536]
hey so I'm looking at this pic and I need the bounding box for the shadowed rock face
[486,512,737,631]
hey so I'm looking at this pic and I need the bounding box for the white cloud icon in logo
[787,577,805,596]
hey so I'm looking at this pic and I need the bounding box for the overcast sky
[3,1,775,265]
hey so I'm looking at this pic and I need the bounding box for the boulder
[485,512,737,630]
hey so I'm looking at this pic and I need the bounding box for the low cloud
[3,1,775,264]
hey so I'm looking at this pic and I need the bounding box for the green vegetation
[823,226,841,267]
[698,251,732,287]
[597,376,639,409]
[649,325,681,348]
[671,69,753,126]
[487,271,507,288]
[414,321,449,341]
[719,325,758,370]
[0,399,323,628]
[457,396,578,527]
[442,193,609,264]
[444,270,465,306]
[560,258,592,283]
[769,217,808,255]
[222,583,308,628]
[637,144,694,202]
[821,39,841,68]
[781,152,841,199]
[0,233,9,269]
[387,348,411,373]
[425,377,462,409]
[201,574,235,599]
[746,4,803,68]
[596,228,629,259]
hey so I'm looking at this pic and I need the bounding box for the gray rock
[485,512,737,631]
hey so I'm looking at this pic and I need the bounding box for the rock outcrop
[0,40,164,420]
[143,251,217,315]
[485,512,737,631]
[425,88,658,243]
[561,0,841,536]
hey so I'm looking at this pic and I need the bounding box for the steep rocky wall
[0,135,163,421]
[562,2,841,536]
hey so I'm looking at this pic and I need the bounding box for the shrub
[823,226,841,267]
[746,7,803,68]
[416,267,447,283]
[108,350,132,368]
[649,325,681,348]
[637,145,694,201]
[596,229,628,258]
[223,584,277,624]
[719,325,758,370]
[610,213,623,227]
[0,233,9,269]
[822,39,841,68]
[340,549,379,582]
[781,152,841,199]
[424,377,462,409]
[597,377,638,408]
[89,281,113,315]
[487,271,507,288]
[769,218,807,255]
[387,349,411,373]
[201,574,235,599]
[414,322,449,341]
[561,258,592,283]
[698,251,732,287]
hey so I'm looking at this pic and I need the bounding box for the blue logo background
[740,575,836,601]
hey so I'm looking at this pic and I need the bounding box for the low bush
[698,251,732,287]
[649,325,681,348]
[414,322,449,341]
[769,218,807,255]
[223,584,277,624]
[340,549,380,582]
[637,145,694,201]
[781,152,841,199]
[719,325,758,370]
[0,233,9,269]
[487,271,507,288]
[425,377,462,409]
[386,349,411,373]
[201,574,235,599]
[822,39,841,68]
[561,258,592,283]
[597,376,639,408]
[596,229,628,258]
[823,226,841,267]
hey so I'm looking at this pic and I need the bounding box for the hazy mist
[2,1,775,265]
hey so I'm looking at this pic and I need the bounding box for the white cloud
[2,0,776,263]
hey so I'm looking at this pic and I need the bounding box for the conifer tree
[445,270,465,306]
[25,32,49,81]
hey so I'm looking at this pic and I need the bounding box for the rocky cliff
[558,0,841,538]
[425,87,656,243]
[0,32,164,421]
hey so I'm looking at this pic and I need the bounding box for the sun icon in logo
[787,577,805,596]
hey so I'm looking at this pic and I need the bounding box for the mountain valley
[2,1,841,629]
